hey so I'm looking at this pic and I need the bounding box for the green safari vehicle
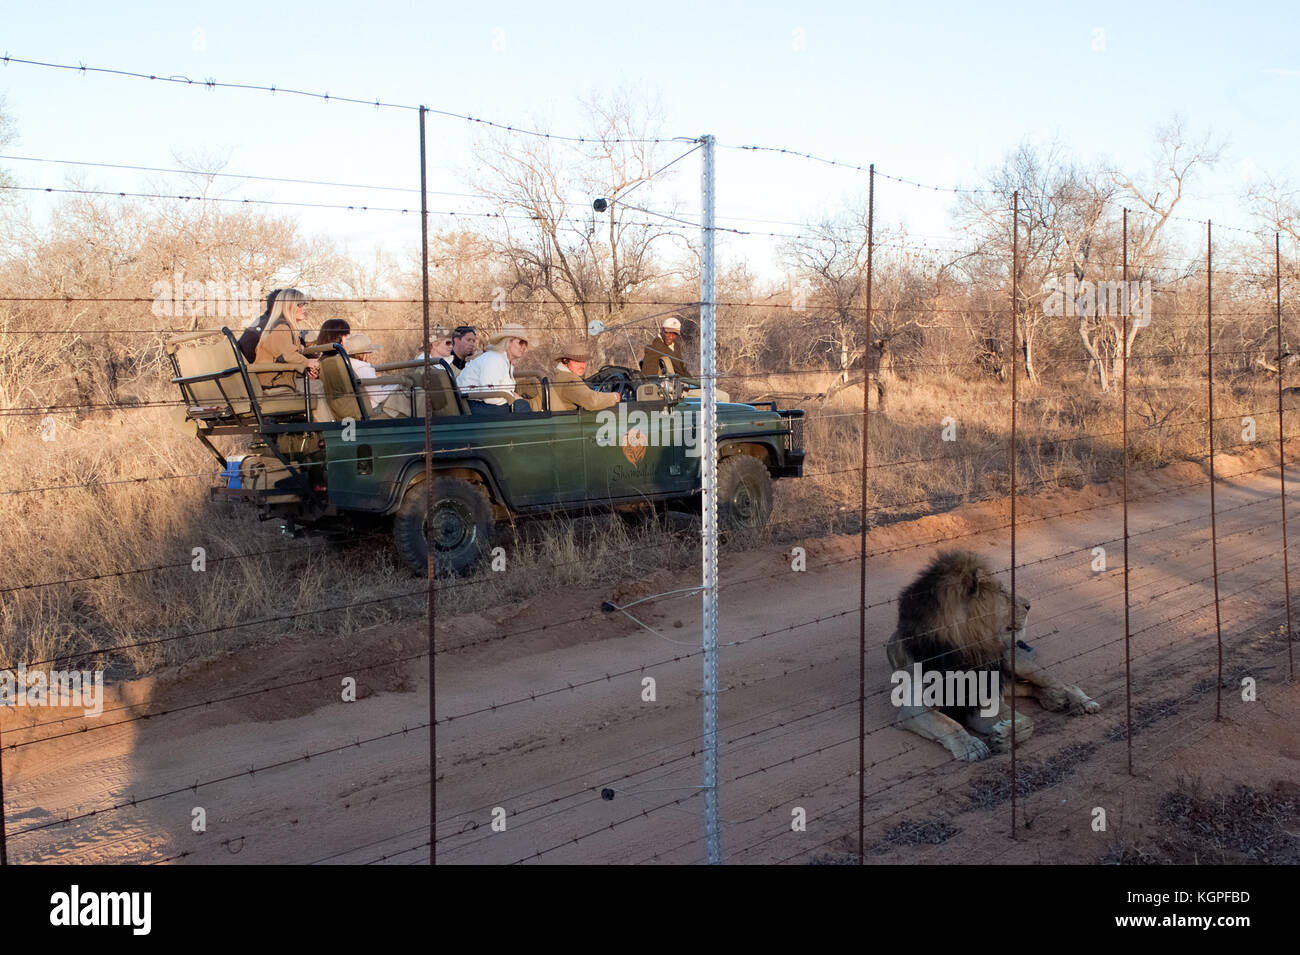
[166,328,805,574]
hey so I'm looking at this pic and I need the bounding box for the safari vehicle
[166,327,805,574]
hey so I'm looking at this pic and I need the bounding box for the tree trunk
[1079,320,1109,392]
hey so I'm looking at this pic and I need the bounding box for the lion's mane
[886,550,1015,675]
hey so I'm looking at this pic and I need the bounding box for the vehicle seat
[319,353,364,421]
[515,375,547,412]
[168,330,310,429]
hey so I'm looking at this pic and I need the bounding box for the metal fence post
[1277,233,1295,680]
[1207,221,1223,720]
[699,132,721,865]
[1123,208,1133,774]
[1009,190,1019,837]
[420,105,437,865]
[857,164,873,865]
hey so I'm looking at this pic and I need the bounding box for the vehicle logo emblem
[621,428,647,466]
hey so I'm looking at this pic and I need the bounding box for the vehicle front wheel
[393,477,494,575]
[717,454,773,533]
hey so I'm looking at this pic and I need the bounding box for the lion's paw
[948,735,990,762]
[986,717,1033,752]
[1069,689,1101,715]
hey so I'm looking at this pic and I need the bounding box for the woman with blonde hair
[457,323,531,413]
[254,288,319,390]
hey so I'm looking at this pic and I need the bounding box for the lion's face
[989,578,1031,634]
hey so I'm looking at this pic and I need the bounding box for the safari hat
[662,317,682,333]
[345,332,382,355]
[488,322,528,345]
[556,340,593,362]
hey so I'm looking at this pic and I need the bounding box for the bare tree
[956,141,1118,385]
[781,204,873,381]
[468,89,687,339]
[1101,116,1222,384]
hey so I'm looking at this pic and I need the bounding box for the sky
[2,0,1298,285]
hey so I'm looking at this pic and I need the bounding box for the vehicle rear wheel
[717,454,773,533]
[393,477,493,575]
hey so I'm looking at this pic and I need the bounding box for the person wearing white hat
[456,322,532,413]
[550,340,620,412]
[640,315,692,378]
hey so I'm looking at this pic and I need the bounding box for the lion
[885,550,1100,761]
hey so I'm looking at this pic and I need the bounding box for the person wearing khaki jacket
[550,341,620,412]
[640,315,691,378]
[254,289,318,390]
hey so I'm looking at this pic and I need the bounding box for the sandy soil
[4,450,1299,864]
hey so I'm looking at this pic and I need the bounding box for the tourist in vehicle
[414,327,457,374]
[253,288,319,390]
[550,341,620,412]
[457,323,531,413]
[451,325,477,372]
[314,318,352,347]
[640,315,692,377]
[338,332,403,411]
[237,288,281,363]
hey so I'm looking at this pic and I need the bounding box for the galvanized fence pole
[699,133,721,864]
[420,105,437,865]
[857,164,874,865]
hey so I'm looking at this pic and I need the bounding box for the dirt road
[5,451,1299,864]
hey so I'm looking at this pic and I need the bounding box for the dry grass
[778,369,1289,538]
[1,365,1293,679]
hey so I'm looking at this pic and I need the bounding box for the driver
[550,340,621,412]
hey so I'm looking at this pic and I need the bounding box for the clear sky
[2,0,1298,281]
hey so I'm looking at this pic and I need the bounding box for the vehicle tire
[717,454,773,533]
[393,477,493,575]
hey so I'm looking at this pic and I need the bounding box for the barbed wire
[705,591,1290,864]
[7,434,1286,677]
[0,55,690,145]
[7,471,1290,859]
[3,183,697,232]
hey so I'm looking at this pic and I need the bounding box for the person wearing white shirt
[456,323,531,413]
[342,332,403,409]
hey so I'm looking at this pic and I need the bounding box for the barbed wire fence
[0,54,1297,865]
